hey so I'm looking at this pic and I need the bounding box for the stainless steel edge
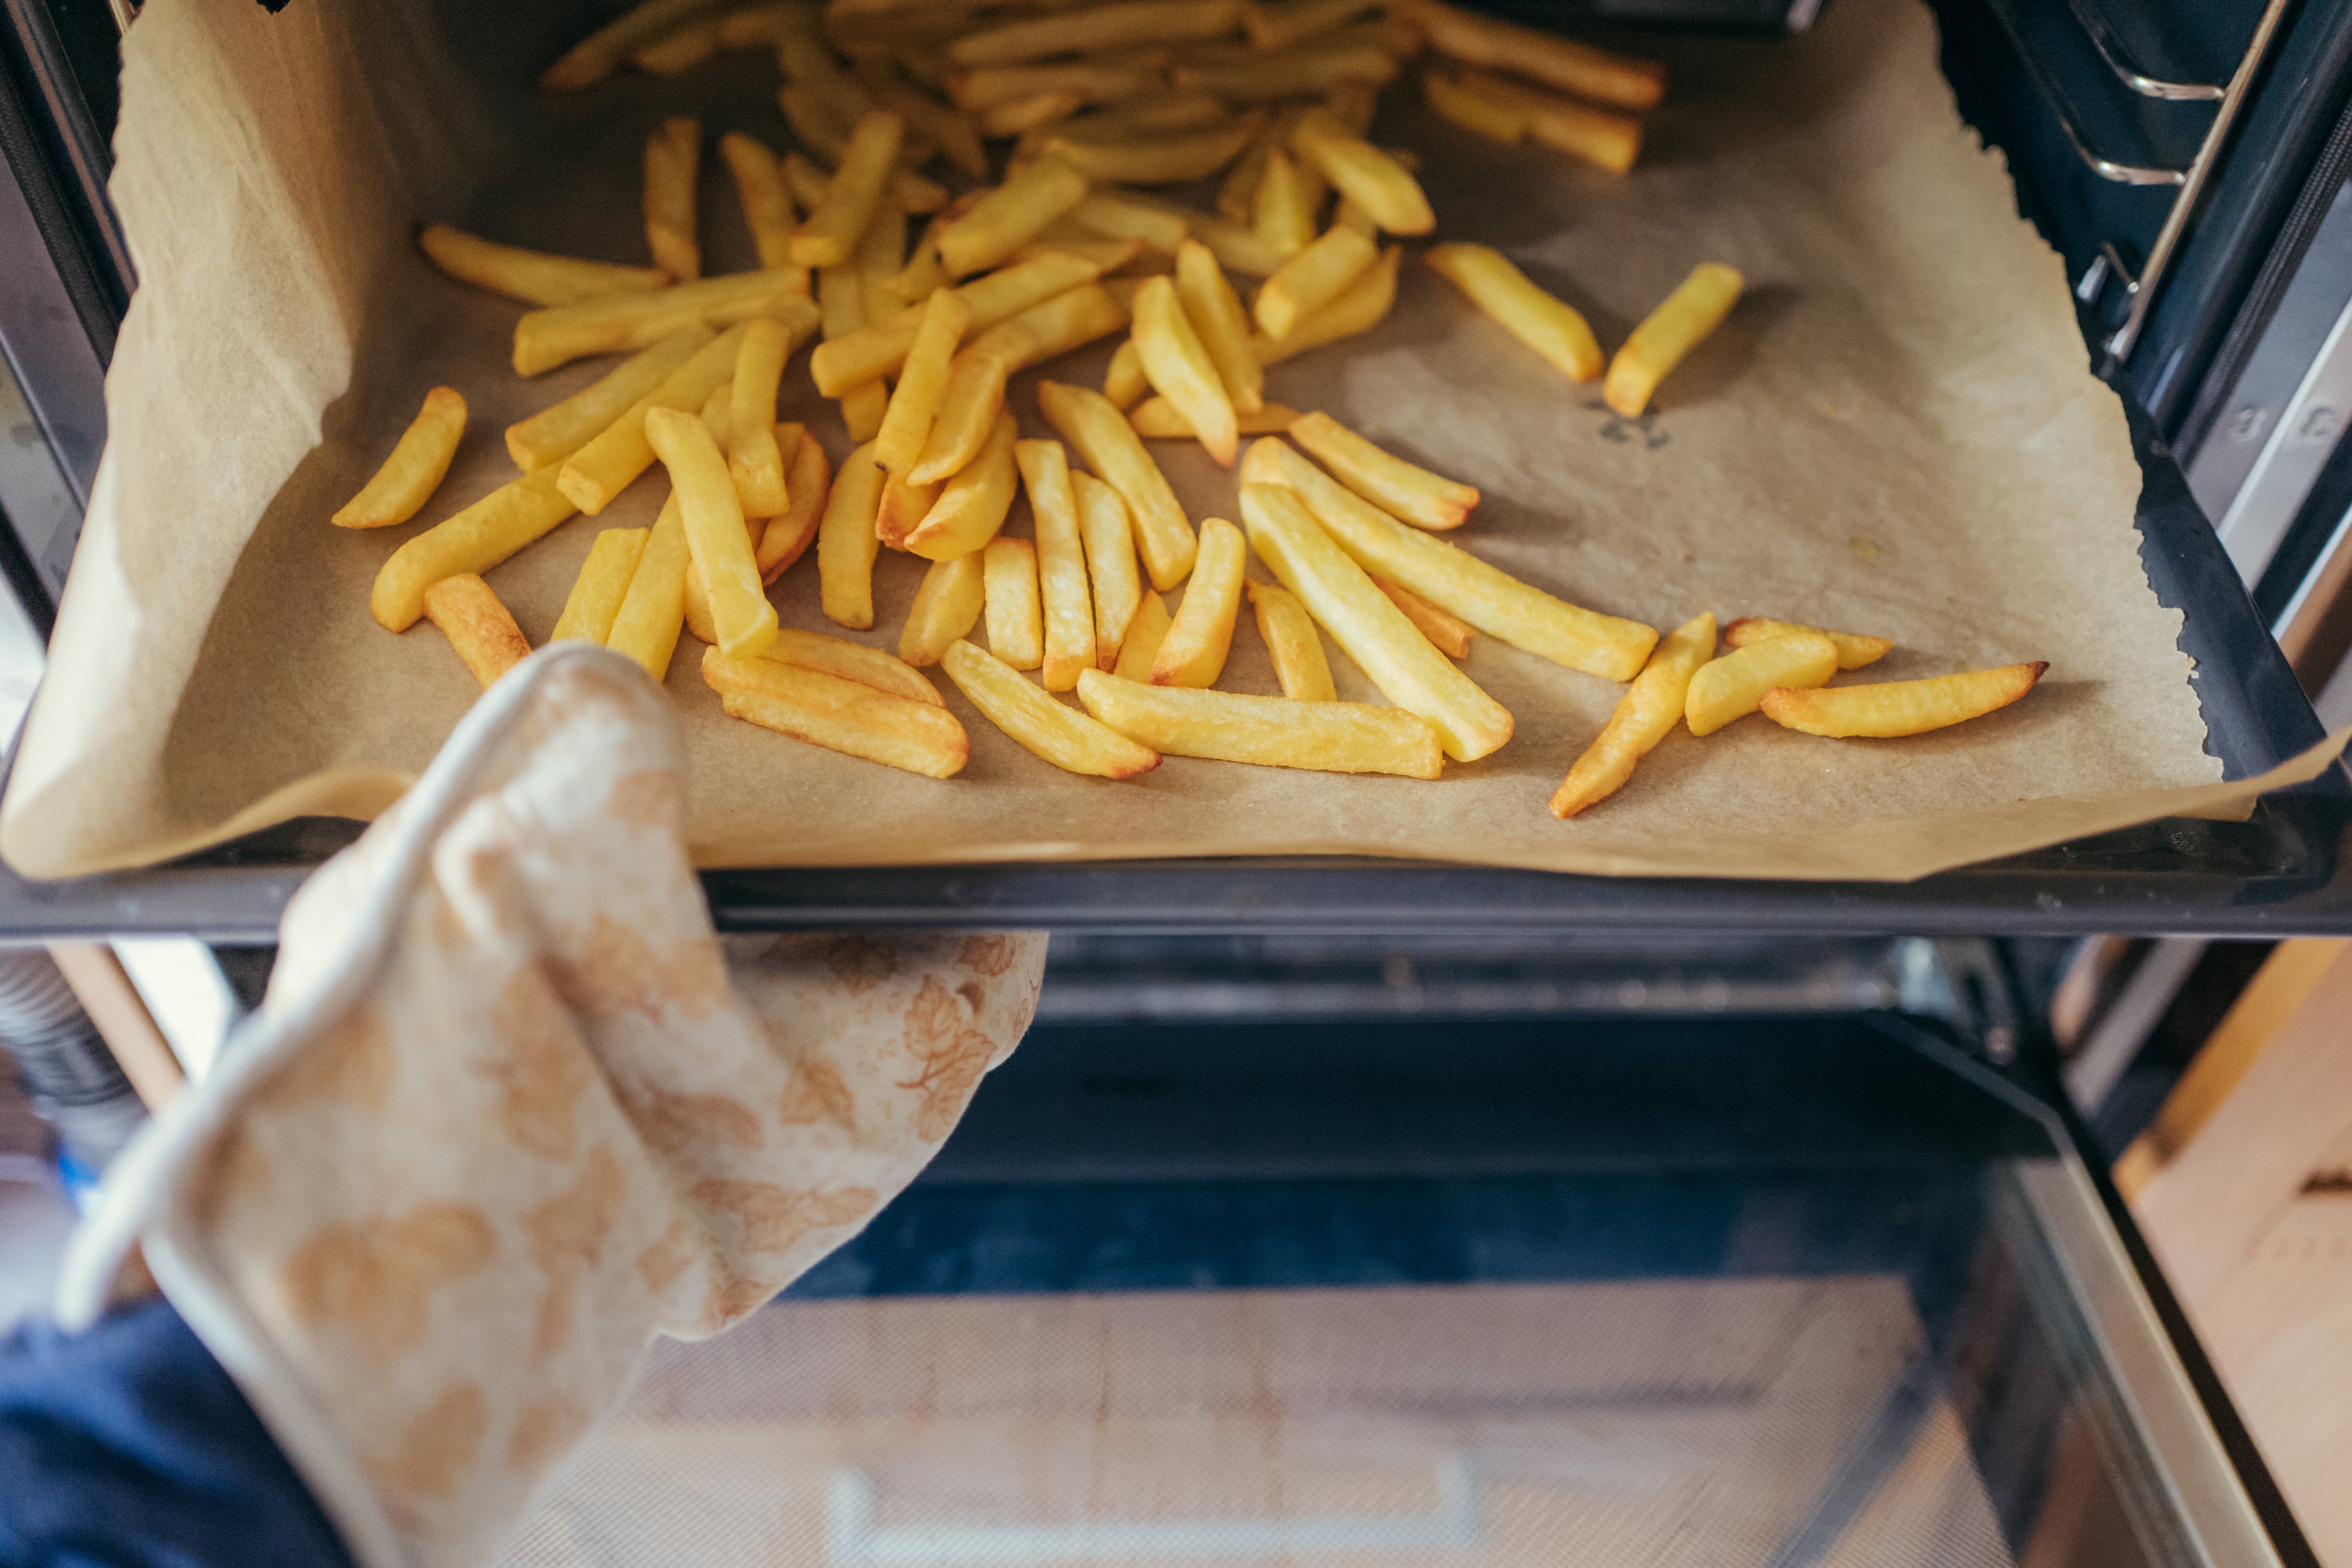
[2062,0,2225,102]
[2210,288,2352,583]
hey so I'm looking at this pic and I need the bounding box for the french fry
[1037,379,1197,590]
[1288,107,1432,235]
[1254,225,1376,340]
[907,413,1020,561]
[1150,516,1244,686]
[943,641,1162,778]
[1078,670,1441,777]
[1549,612,1714,818]
[514,271,814,377]
[1114,589,1175,679]
[982,537,1045,669]
[552,527,650,645]
[1401,0,1665,111]
[720,1,813,48]
[1247,0,1380,51]
[875,287,975,472]
[1254,148,1319,258]
[1684,630,1836,737]
[939,159,1092,278]
[899,552,986,665]
[1068,191,1193,255]
[764,628,944,707]
[542,0,710,92]
[1057,91,1233,144]
[421,574,531,692]
[1375,576,1473,657]
[1130,397,1299,438]
[1422,67,1525,144]
[1073,470,1143,667]
[372,469,574,632]
[976,88,1089,137]
[633,10,724,71]
[605,492,691,680]
[759,425,830,579]
[1171,43,1398,101]
[963,280,1128,372]
[877,467,945,551]
[1173,239,1263,415]
[1289,411,1476,530]
[1219,131,1275,224]
[1240,482,1511,761]
[954,63,1160,113]
[1605,263,1745,418]
[1128,276,1239,467]
[645,407,779,659]
[792,110,906,267]
[698,382,735,449]
[557,323,755,515]
[706,650,969,778]
[909,349,1012,484]
[644,116,702,282]
[1722,617,1892,671]
[871,81,989,177]
[810,251,1102,394]
[1015,235,1146,272]
[952,0,1245,66]
[1448,66,1641,175]
[781,150,832,211]
[1251,243,1396,362]
[1247,438,1655,680]
[858,196,910,323]
[1247,579,1334,700]
[1103,337,1150,409]
[1762,663,2047,738]
[1014,440,1099,691]
[841,381,890,442]
[1324,78,1381,135]
[1424,242,1601,382]
[419,224,670,306]
[1044,119,1263,185]
[333,386,466,529]
[887,214,948,302]
[818,440,886,627]
[727,318,792,516]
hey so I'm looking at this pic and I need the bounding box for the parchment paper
[4,0,2327,882]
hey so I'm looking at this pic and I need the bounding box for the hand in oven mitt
[52,645,1046,1568]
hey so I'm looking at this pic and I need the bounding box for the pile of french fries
[332,0,2046,820]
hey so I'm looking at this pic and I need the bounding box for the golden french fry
[513,271,812,378]
[1015,235,1146,272]
[727,318,792,516]
[1103,337,1150,409]
[858,196,911,324]
[1288,107,1431,235]
[942,640,1162,778]
[1057,91,1233,147]
[1422,67,1525,143]
[953,0,1244,66]
[810,251,1103,395]
[900,551,986,665]
[1324,77,1381,135]
[976,88,1089,138]
[982,537,1045,669]
[1253,148,1319,258]
[1247,579,1334,700]
[872,81,989,177]
[1255,225,1376,340]
[1424,242,1601,382]
[698,382,734,449]
[633,10,724,72]
[419,224,669,306]
[1248,438,1655,680]
[875,288,976,473]
[939,159,1092,278]
[1722,617,1892,671]
[606,492,691,680]
[1114,589,1175,680]
[1447,66,1641,174]
[1072,469,1142,668]
[877,467,944,551]
[707,650,969,777]
[1150,516,1244,686]
[954,63,1160,113]
[1403,0,1665,111]
[1014,440,1098,691]
[1171,42,1398,101]
[720,2,812,48]
[552,527,651,645]
[1067,191,1192,254]
[421,574,531,692]
[759,425,830,580]
[1078,669,1441,777]
[645,407,778,659]
[887,215,948,302]
[1605,263,1745,417]
[557,323,755,515]
[781,150,833,211]
[1289,411,1475,530]
[910,349,1012,484]
[819,440,886,627]
[841,381,890,442]
[963,280,1129,374]
[1247,0,1379,50]
[818,257,867,345]
[1251,243,1396,362]
[1549,612,1714,818]
[372,469,574,632]
[907,413,1020,560]
[543,0,710,90]
[1240,481,1512,759]
[1037,379,1197,590]
[792,110,906,267]
[1375,575,1473,657]
[1762,663,2047,738]
[1173,239,1263,415]
[764,627,944,707]
[1219,131,1275,225]
[1129,397,1298,438]
[1044,119,1262,185]
[1128,276,1239,467]
[333,386,466,529]
[1685,630,1836,737]
[1333,195,1375,238]
[644,116,701,281]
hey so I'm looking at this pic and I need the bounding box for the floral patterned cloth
[54,645,1046,1568]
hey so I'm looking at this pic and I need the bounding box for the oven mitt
[51,644,1046,1568]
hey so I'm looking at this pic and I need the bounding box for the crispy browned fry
[1247,579,1335,700]
[793,110,906,267]
[1290,411,1476,530]
[1722,617,1892,671]
[943,640,1162,778]
[373,469,573,632]
[907,413,1020,560]
[982,537,1045,669]
[940,158,1093,278]
[1013,440,1098,691]
[707,650,970,777]
[764,627,944,706]
[542,0,710,92]
[1129,397,1300,438]
[421,574,531,691]
[759,425,830,579]
[819,440,886,627]
[1685,630,1836,736]
[1045,118,1263,185]
[1549,612,1714,818]
[1375,576,1473,657]
[644,116,702,281]
[1171,42,1398,100]
[1253,148,1319,258]
[718,133,797,271]
[334,386,466,529]
[1103,337,1150,410]
[1762,663,2048,738]
[875,288,975,474]
[1172,239,1263,415]
[1128,275,1239,466]
[876,467,944,551]
[900,552,986,665]
[552,528,650,645]
[1447,66,1642,174]
[1401,0,1665,111]
[605,492,691,680]
[1247,0,1380,50]
[954,63,1160,113]
[909,349,1011,484]
[1150,516,1244,686]
[810,251,1102,394]
[1424,242,1601,382]
[953,0,1244,66]
[513,271,812,377]
[419,224,669,306]
[727,318,792,516]
[1078,670,1442,777]
[1240,481,1512,760]
[1251,243,1396,362]
[1605,263,1745,418]
[1037,379,1197,590]
[557,322,754,516]
[645,407,778,658]
[1287,107,1431,235]
[1072,470,1143,668]
[1422,67,1524,143]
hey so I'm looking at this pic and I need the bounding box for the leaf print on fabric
[520,1145,626,1361]
[616,1080,764,1155]
[603,768,680,828]
[264,999,398,1112]
[823,933,898,995]
[898,976,998,1141]
[280,1203,497,1358]
[370,1380,485,1511]
[776,1057,855,1131]
[551,915,731,1022]
[476,965,594,1162]
[689,1179,878,1255]
[956,934,1020,976]
[505,1393,590,1474]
